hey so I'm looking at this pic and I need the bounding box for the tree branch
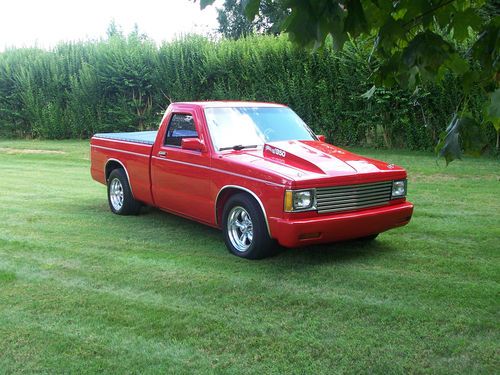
[402,0,457,29]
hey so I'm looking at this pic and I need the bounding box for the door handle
[158,151,167,157]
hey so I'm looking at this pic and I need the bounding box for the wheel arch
[105,158,134,196]
[215,185,271,236]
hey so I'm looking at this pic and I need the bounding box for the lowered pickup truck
[90,101,413,259]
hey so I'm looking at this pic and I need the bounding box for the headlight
[284,189,316,211]
[391,179,407,198]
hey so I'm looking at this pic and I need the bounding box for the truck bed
[93,131,158,145]
[91,131,156,205]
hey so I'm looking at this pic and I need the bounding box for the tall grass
[0,34,492,150]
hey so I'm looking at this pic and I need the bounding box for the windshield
[204,106,317,150]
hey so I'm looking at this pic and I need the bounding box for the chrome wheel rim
[227,206,253,252]
[110,178,124,211]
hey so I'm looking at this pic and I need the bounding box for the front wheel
[222,193,275,259]
[107,169,141,215]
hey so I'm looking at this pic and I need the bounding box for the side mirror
[181,138,206,152]
[317,134,326,142]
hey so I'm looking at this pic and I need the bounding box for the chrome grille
[316,181,393,213]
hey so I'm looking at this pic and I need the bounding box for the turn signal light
[284,190,293,211]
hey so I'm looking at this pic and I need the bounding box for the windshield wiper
[219,144,259,151]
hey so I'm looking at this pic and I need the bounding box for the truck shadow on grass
[141,206,398,265]
[274,239,397,265]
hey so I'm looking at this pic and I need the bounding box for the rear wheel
[107,169,141,215]
[222,193,275,259]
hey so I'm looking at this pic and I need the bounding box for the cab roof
[173,101,287,108]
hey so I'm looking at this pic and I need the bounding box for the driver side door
[151,111,213,223]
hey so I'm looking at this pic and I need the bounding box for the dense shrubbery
[0,34,492,150]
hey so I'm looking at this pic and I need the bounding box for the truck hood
[222,140,407,187]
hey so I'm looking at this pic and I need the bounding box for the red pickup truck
[90,101,413,259]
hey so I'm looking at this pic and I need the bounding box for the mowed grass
[0,139,498,374]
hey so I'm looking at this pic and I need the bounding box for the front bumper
[269,202,414,248]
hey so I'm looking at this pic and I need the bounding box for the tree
[199,0,499,163]
[216,0,289,39]
[106,19,123,39]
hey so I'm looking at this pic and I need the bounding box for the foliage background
[0,33,494,150]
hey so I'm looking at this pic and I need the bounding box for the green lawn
[0,140,498,374]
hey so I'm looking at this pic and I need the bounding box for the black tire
[358,233,379,241]
[107,169,141,215]
[222,193,275,259]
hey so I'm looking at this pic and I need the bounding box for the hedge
[0,34,492,150]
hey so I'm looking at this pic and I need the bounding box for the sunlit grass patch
[0,147,66,155]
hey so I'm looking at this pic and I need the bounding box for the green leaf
[487,117,500,133]
[485,89,500,132]
[452,8,482,41]
[487,88,500,119]
[344,0,368,37]
[324,3,347,51]
[436,115,489,165]
[376,53,403,87]
[378,17,405,54]
[282,7,321,48]
[199,0,216,10]
[401,0,428,24]
[461,70,479,93]
[363,0,390,28]
[361,85,376,99]
[470,17,500,76]
[402,31,452,83]
[374,0,394,13]
[242,0,261,20]
[330,25,348,51]
[434,6,453,30]
[436,115,462,165]
[391,8,407,21]
[445,53,469,75]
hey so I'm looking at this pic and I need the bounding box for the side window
[165,114,198,147]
